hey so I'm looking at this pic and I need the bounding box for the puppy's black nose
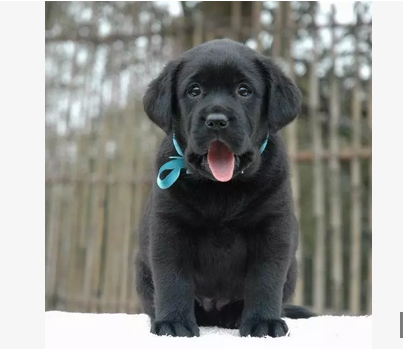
[205,113,228,130]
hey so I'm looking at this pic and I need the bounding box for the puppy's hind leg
[282,256,298,304]
[135,256,155,319]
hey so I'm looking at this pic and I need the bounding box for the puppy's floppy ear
[257,57,302,133]
[143,60,181,134]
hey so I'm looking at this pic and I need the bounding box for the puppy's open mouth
[207,140,235,182]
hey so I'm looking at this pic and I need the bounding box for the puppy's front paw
[151,319,200,337]
[240,318,289,338]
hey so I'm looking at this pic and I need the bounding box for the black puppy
[135,39,315,338]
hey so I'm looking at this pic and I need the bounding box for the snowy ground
[45,311,372,349]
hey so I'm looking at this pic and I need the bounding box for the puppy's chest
[192,228,248,288]
[186,187,254,222]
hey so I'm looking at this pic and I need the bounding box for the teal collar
[157,132,269,189]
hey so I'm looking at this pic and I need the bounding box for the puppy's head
[143,39,301,182]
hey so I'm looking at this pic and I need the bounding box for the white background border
[372,1,403,348]
[1,1,402,348]
[0,1,44,348]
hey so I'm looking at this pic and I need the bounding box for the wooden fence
[45,3,372,316]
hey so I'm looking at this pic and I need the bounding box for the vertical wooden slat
[231,2,242,41]
[82,134,96,307]
[74,133,90,308]
[252,1,263,52]
[103,44,123,313]
[109,143,123,314]
[349,18,363,315]
[193,11,204,47]
[55,40,80,311]
[65,132,84,312]
[126,78,151,314]
[367,77,372,315]
[101,100,115,312]
[206,30,216,42]
[78,2,98,251]
[84,6,110,312]
[285,4,303,306]
[310,20,326,315]
[99,132,113,313]
[46,179,61,309]
[129,124,152,313]
[78,115,94,250]
[83,49,111,313]
[118,103,137,313]
[91,117,109,313]
[71,46,98,310]
[46,43,63,309]
[272,2,283,58]
[329,5,343,311]
[103,168,118,313]
[65,42,97,312]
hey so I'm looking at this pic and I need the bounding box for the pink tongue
[207,140,235,182]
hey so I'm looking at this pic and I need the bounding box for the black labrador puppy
[135,39,315,338]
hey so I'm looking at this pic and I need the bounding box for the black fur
[135,39,315,338]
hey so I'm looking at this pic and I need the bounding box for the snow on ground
[45,311,372,349]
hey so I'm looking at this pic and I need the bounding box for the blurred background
[45,1,372,316]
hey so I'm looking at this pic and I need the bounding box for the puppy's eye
[188,84,201,97]
[238,85,252,97]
